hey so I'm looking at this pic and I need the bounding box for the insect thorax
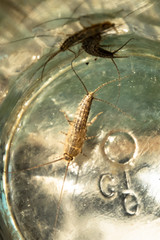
[64,153,73,161]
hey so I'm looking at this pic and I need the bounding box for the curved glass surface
[0,0,160,239]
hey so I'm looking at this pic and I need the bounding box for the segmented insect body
[81,33,128,59]
[41,24,126,82]
[61,78,119,163]
[81,34,133,77]
[10,75,127,233]
[40,2,151,80]
[1,2,151,85]
[81,33,133,104]
[63,94,93,161]
[52,76,130,231]
[40,21,115,80]
[60,21,115,51]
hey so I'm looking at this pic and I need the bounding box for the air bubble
[100,130,138,166]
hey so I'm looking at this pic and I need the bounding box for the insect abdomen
[64,94,93,159]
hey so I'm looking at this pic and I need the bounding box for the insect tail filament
[54,161,70,232]
[7,157,64,173]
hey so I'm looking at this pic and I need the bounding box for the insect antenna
[34,17,78,28]
[110,58,121,105]
[70,51,89,94]
[0,34,53,45]
[92,75,128,95]
[66,1,84,22]
[94,97,135,121]
[40,49,61,81]
[123,1,153,19]
[34,2,84,29]
[91,75,135,120]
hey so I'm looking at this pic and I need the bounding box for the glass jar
[0,0,160,239]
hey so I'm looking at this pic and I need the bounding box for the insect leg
[60,110,73,124]
[112,38,134,55]
[61,131,68,135]
[40,49,61,81]
[110,58,121,106]
[100,39,133,105]
[111,38,134,105]
[87,112,103,126]
[85,135,96,140]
